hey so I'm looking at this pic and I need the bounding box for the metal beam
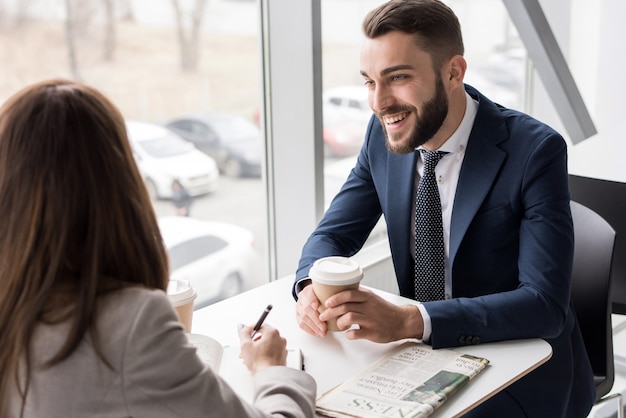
[502,0,596,143]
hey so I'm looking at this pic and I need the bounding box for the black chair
[569,174,626,314]
[570,201,623,417]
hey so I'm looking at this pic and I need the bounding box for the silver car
[126,120,219,199]
[158,216,260,308]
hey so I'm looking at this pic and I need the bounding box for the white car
[323,85,372,125]
[126,120,219,199]
[158,216,259,308]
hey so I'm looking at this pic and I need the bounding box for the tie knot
[420,150,446,173]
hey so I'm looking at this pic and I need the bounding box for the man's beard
[378,76,449,154]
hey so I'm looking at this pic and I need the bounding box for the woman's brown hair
[0,79,169,415]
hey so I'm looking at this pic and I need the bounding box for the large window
[1,0,622,304]
[0,0,269,306]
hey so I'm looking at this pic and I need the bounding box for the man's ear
[447,55,467,87]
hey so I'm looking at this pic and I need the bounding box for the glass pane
[320,0,388,252]
[0,0,268,307]
[546,1,625,184]
[449,0,527,111]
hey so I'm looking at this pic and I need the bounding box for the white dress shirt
[416,92,478,341]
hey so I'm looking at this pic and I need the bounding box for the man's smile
[383,112,410,125]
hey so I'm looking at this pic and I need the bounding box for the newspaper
[316,342,489,418]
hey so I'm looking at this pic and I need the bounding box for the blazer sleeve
[294,117,385,290]
[121,290,316,418]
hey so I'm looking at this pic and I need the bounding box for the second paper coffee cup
[309,256,363,332]
[167,279,197,333]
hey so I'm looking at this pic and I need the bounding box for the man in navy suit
[292,0,595,416]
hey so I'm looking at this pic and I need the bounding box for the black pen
[250,304,273,339]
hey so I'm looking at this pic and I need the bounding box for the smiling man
[292,0,595,417]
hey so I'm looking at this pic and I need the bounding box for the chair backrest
[569,174,626,314]
[570,200,617,401]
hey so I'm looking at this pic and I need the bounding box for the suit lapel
[449,92,508,265]
[379,149,417,296]
[386,151,418,259]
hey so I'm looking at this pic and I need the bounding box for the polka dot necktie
[414,150,447,302]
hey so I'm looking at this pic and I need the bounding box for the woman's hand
[237,323,288,374]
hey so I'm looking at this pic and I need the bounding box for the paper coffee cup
[167,279,197,333]
[309,256,363,332]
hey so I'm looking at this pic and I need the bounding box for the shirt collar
[418,92,478,155]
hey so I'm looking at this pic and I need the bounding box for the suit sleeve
[122,290,316,418]
[293,116,384,295]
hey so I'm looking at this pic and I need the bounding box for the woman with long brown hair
[0,79,315,417]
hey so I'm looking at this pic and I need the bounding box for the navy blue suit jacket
[294,86,595,416]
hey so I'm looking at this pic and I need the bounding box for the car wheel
[145,178,160,200]
[223,158,243,177]
[220,272,242,299]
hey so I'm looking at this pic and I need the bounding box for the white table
[191,277,552,417]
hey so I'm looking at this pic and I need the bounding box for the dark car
[165,112,263,178]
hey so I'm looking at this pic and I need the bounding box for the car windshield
[137,133,193,158]
[209,116,259,143]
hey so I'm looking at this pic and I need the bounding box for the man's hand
[319,287,425,343]
[295,284,328,337]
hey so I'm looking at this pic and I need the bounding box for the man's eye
[392,75,406,81]
[363,80,374,88]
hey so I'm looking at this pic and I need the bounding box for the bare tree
[102,0,115,61]
[0,0,34,28]
[65,0,82,80]
[64,0,121,76]
[171,0,209,72]
[15,0,32,26]
[116,0,134,21]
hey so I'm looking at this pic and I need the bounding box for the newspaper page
[316,342,489,418]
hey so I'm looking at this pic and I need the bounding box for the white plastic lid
[166,279,197,306]
[309,256,363,286]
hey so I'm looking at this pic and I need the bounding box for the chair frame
[570,200,623,418]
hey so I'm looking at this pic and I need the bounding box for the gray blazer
[10,287,316,418]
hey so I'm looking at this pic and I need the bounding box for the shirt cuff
[295,278,312,296]
[416,303,432,342]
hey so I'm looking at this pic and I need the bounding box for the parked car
[322,85,372,125]
[164,112,263,178]
[126,120,219,199]
[158,216,259,308]
[322,106,367,158]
